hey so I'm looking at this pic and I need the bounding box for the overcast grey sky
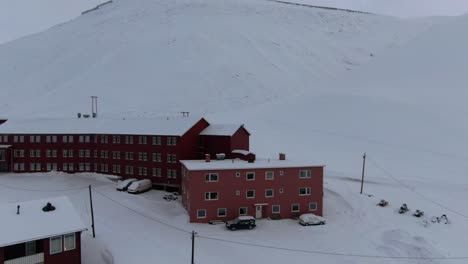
[1,0,468,44]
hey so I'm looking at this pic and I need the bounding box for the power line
[91,187,191,234]
[197,235,468,260]
[0,182,95,192]
[366,155,468,220]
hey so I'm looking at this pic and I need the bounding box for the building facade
[0,117,250,190]
[0,197,87,264]
[180,155,324,223]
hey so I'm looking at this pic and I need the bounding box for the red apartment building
[0,117,249,191]
[0,196,87,264]
[180,154,324,223]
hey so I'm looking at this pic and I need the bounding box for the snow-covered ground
[1,0,468,263]
[1,171,466,264]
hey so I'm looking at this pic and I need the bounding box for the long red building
[0,116,249,191]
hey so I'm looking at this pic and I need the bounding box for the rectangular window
[246,172,255,181]
[235,190,240,196]
[113,151,120,160]
[46,150,51,158]
[126,166,134,175]
[309,203,318,211]
[30,135,35,143]
[239,207,248,215]
[205,173,219,182]
[246,190,255,199]
[167,154,177,163]
[138,167,147,176]
[36,136,40,143]
[205,192,218,200]
[14,163,19,171]
[30,150,35,158]
[217,208,227,217]
[138,136,147,144]
[152,153,162,162]
[85,135,90,143]
[167,169,177,179]
[35,150,41,158]
[19,136,24,143]
[64,233,76,251]
[50,236,62,255]
[299,169,312,178]
[125,136,133,144]
[292,204,300,212]
[63,163,68,171]
[25,241,36,256]
[79,150,84,158]
[68,136,74,143]
[63,149,68,158]
[272,205,280,214]
[197,209,206,219]
[46,135,51,143]
[152,136,161,145]
[85,150,90,158]
[63,135,68,143]
[101,135,108,144]
[52,150,57,158]
[167,136,177,146]
[52,136,57,143]
[79,135,84,143]
[68,150,73,158]
[279,187,284,193]
[113,135,120,144]
[152,168,162,177]
[265,171,274,180]
[299,187,311,196]
[13,135,18,143]
[265,189,274,198]
[138,152,147,161]
[125,152,134,160]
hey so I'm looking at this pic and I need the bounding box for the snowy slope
[0,0,432,118]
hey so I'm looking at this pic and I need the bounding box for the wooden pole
[89,185,96,238]
[360,153,366,194]
[191,231,196,264]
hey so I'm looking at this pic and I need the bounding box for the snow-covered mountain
[0,0,432,118]
[2,0,468,263]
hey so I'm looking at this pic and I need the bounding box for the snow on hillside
[0,0,432,118]
[2,0,468,263]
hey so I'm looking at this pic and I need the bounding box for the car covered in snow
[299,213,326,226]
[127,179,152,194]
[225,216,256,231]
[116,178,138,191]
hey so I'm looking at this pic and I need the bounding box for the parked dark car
[225,216,256,231]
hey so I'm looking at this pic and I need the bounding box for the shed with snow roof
[0,196,87,264]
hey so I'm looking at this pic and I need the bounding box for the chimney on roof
[279,153,286,161]
[17,205,20,215]
[205,154,211,162]
[42,202,56,212]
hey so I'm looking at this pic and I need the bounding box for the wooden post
[89,185,96,238]
[191,231,196,264]
[360,153,366,194]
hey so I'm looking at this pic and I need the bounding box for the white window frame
[246,172,255,181]
[217,208,227,217]
[239,207,248,216]
[205,173,219,182]
[265,171,274,180]
[197,209,206,219]
[64,233,76,251]
[205,192,218,201]
[299,187,311,196]
[299,169,312,179]
[309,203,318,211]
[50,236,62,255]
[265,189,274,198]
[246,190,255,199]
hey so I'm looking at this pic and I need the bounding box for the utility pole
[191,231,197,264]
[89,185,96,238]
[360,153,366,194]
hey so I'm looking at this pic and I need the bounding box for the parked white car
[116,178,138,191]
[299,213,326,226]
[127,179,152,194]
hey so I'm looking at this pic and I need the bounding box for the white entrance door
[255,205,262,219]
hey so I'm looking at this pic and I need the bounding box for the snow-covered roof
[199,124,248,136]
[0,196,87,247]
[180,158,324,171]
[0,116,205,136]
